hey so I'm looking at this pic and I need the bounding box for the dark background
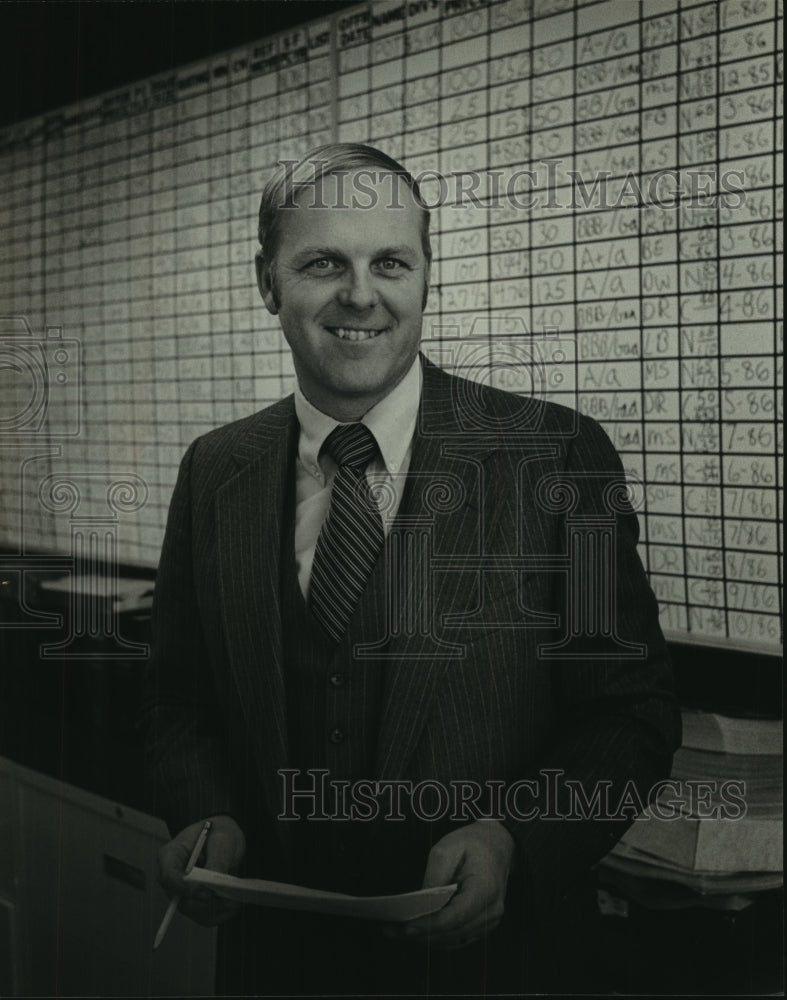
[0,0,356,127]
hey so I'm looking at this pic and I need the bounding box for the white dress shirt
[293,356,422,599]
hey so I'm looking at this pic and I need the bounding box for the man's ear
[422,258,431,311]
[255,250,278,315]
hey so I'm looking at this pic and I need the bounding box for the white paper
[184,868,457,921]
[38,575,154,609]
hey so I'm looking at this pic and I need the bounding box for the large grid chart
[0,0,782,652]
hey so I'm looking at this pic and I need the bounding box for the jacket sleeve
[137,438,238,836]
[501,413,682,917]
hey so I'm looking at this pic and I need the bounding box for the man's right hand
[157,814,246,926]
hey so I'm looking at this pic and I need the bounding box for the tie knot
[322,422,378,470]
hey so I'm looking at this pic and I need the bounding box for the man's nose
[337,266,379,310]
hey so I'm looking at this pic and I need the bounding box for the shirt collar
[295,356,422,483]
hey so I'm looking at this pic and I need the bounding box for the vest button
[329,673,346,688]
[329,728,346,745]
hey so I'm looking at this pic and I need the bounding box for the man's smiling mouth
[326,326,386,341]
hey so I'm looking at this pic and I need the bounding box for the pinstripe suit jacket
[141,356,680,916]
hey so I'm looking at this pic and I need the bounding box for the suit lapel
[374,361,493,779]
[216,398,297,829]
[373,360,563,780]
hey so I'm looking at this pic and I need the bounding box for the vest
[280,472,387,893]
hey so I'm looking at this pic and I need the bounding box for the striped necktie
[309,422,385,642]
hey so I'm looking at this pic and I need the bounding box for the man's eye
[305,258,337,271]
[377,258,406,271]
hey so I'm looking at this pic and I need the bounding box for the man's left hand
[388,819,515,949]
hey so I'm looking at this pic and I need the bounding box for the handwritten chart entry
[0,0,782,652]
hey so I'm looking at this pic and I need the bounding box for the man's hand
[157,814,246,926]
[388,820,515,949]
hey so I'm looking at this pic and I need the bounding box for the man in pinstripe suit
[141,145,680,995]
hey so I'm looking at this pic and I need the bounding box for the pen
[153,819,212,950]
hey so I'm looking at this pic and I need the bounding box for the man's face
[257,171,430,420]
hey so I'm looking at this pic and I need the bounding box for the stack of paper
[598,710,783,909]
